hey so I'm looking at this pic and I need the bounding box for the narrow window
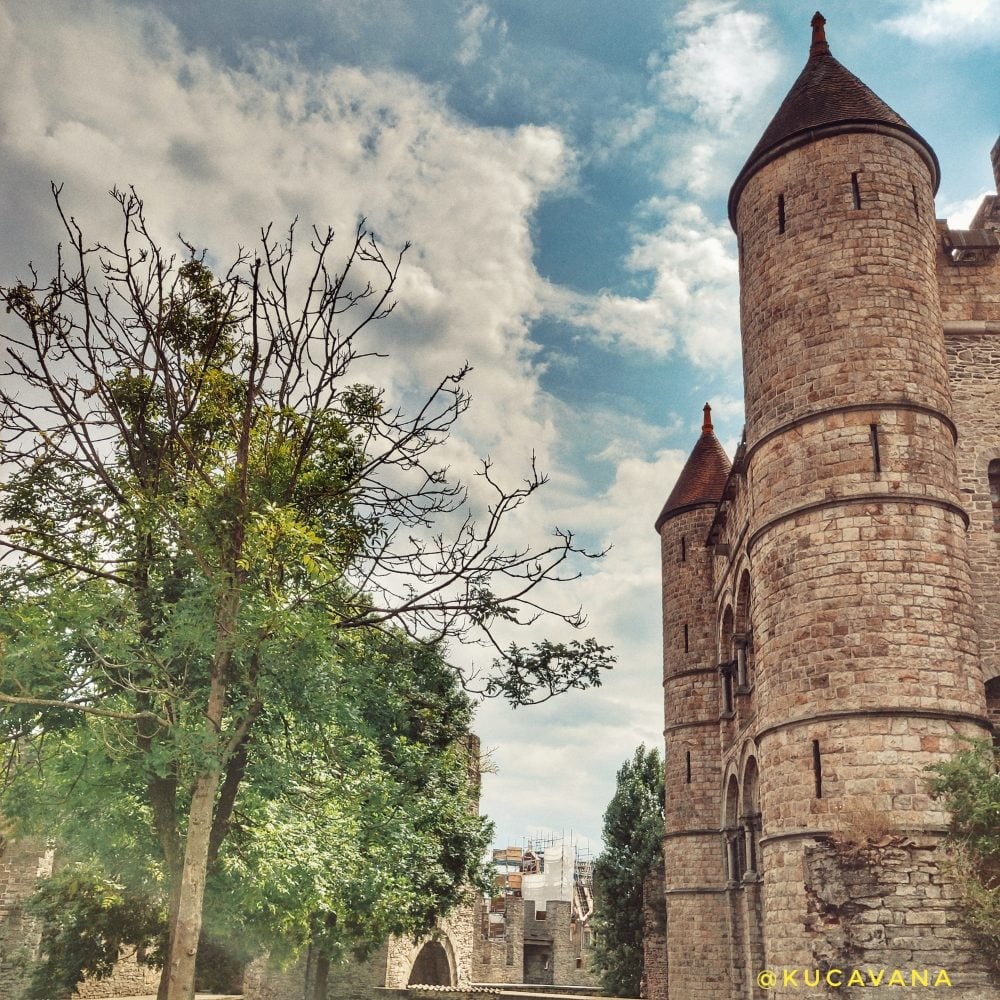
[777,194,786,234]
[911,183,920,219]
[685,751,692,784]
[870,423,882,473]
[989,460,1000,532]
[851,172,861,209]
[812,740,823,798]
[721,664,734,714]
[738,235,745,270]
[680,536,686,563]
[683,624,689,652]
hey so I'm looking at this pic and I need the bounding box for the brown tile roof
[728,12,938,227]
[654,404,731,531]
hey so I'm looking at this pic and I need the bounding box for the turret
[655,404,732,999]
[729,11,992,988]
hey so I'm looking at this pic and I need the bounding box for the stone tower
[655,403,732,998]
[656,13,1000,1000]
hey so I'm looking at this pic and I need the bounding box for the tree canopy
[0,186,613,1000]
[591,744,664,997]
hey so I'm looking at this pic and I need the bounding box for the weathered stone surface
[655,32,1000,1000]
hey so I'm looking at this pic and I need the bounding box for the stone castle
[654,14,1000,1000]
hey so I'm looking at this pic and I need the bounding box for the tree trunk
[158,859,185,1000]
[307,952,330,1000]
[164,767,223,1000]
[163,662,230,1000]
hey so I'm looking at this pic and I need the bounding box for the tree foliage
[927,739,1000,963]
[591,744,663,997]
[0,186,612,1000]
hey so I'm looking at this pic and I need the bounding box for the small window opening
[870,423,882,474]
[686,751,692,784]
[812,739,823,798]
[989,460,1000,532]
[680,536,686,563]
[851,172,861,209]
[777,194,786,234]
[683,624,689,653]
[911,183,920,220]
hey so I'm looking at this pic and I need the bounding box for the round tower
[729,12,993,986]
[655,404,732,999]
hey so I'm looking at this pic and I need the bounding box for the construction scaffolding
[484,837,595,941]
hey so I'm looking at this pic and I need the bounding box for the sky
[0,0,997,853]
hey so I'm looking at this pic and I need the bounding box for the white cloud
[884,0,1000,45]
[0,0,742,850]
[456,1,506,66]
[941,190,995,228]
[0,0,575,479]
[655,3,782,132]
[551,198,741,368]
[476,443,689,843]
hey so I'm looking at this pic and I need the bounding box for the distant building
[473,839,597,987]
[653,13,1000,1000]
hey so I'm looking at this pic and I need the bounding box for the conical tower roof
[655,404,731,531]
[728,12,939,227]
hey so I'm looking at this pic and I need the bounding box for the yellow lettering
[911,970,929,987]
[869,970,885,986]
[804,970,820,987]
[783,970,799,987]
[826,969,843,987]
[934,970,952,987]
[889,970,906,986]
[847,971,865,987]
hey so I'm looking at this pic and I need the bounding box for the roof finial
[702,402,713,435]
[810,11,829,57]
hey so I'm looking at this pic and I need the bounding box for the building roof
[654,404,731,531]
[728,12,939,227]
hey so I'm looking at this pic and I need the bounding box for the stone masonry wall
[659,503,731,1000]
[799,835,997,999]
[641,861,667,1000]
[946,330,1000,696]
[720,122,999,1000]
[0,838,52,1000]
[735,131,947,446]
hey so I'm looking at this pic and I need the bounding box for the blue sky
[0,0,997,851]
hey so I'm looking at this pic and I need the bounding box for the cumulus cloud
[941,190,996,228]
[456,1,507,66]
[476,443,690,841]
[656,1,782,131]
[0,0,575,478]
[884,0,1000,45]
[0,0,744,847]
[551,198,740,367]
[634,1,783,202]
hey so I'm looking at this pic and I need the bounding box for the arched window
[986,676,1000,742]
[735,571,753,690]
[719,607,735,716]
[724,774,743,883]
[989,460,1000,531]
[741,758,762,878]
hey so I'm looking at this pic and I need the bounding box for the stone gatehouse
[654,13,1000,1000]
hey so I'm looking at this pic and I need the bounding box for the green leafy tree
[10,628,492,1000]
[592,744,664,997]
[0,186,613,1000]
[927,739,1000,965]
